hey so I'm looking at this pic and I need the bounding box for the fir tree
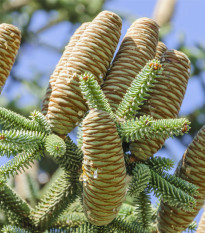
[0,10,203,233]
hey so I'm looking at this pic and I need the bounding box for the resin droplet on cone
[47,11,122,135]
[82,109,126,226]
[0,23,21,93]
[42,22,89,115]
[102,17,159,110]
[130,50,191,161]
[157,125,205,232]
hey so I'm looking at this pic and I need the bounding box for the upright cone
[197,206,205,232]
[157,125,205,233]
[82,109,126,226]
[153,0,177,27]
[42,23,89,115]
[0,23,21,93]
[130,50,190,160]
[47,11,122,135]
[102,17,159,110]
[155,41,167,60]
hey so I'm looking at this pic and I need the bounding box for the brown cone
[155,41,167,60]
[197,206,205,232]
[0,23,21,93]
[153,0,177,27]
[157,125,205,233]
[102,17,159,110]
[47,11,122,135]
[41,22,89,115]
[130,50,190,161]
[82,109,126,226]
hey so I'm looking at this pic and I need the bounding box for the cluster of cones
[1,10,205,232]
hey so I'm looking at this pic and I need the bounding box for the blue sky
[1,0,205,231]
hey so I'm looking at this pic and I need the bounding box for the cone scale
[130,50,191,161]
[102,17,159,111]
[0,23,21,93]
[157,125,205,233]
[197,206,205,232]
[82,109,126,226]
[155,41,167,60]
[42,22,89,115]
[47,11,122,135]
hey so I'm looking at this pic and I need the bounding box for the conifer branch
[45,134,66,158]
[133,190,152,231]
[150,169,196,211]
[128,164,151,196]
[116,59,162,119]
[29,110,51,134]
[124,153,137,176]
[39,168,64,199]
[49,222,102,233]
[145,156,174,173]
[151,201,160,219]
[0,181,33,228]
[160,173,198,197]
[49,222,147,233]
[118,115,153,142]
[150,202,159,229]
[51,210,152,233]
[0,150,42,178]
[114,203,138,225]
[51,212,86,228]
[187,221,197,232]
[0,13,197,233]
[118,203,135,220]
[118,117,190,142]
[0,107,42,132]
[54,136,83,172]
[0,130,46,157]
[56,219,148,233]
[79,72,116,120]
[30,171,79,230]
[25,174,40,206]
[106,217,147,233]
[62,197,83,214]
[1,225,32,233]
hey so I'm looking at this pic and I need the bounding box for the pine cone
[153,0,177,27]
[41,22,89,115]
[0,23,21,93]
[157,124,205,233]
[82,109,126,226]
[130,50,190,161]
[102,17,159,110]
[155,41,167,60]
[47,11,122,135]
[197,206,205,232]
